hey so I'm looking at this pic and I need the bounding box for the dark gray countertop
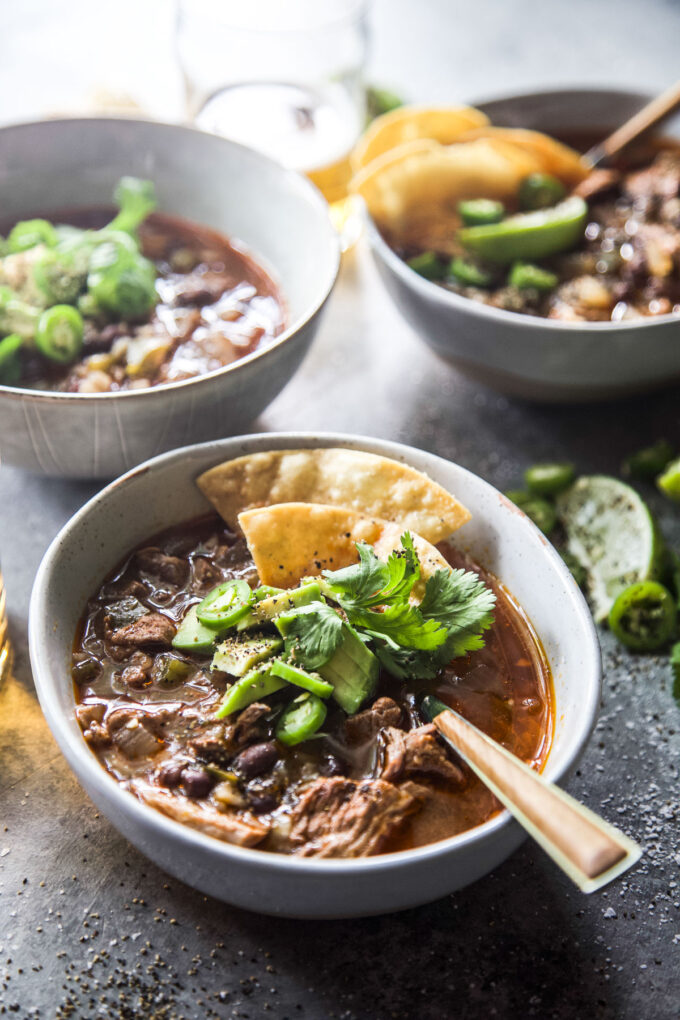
[1,242,679,1019]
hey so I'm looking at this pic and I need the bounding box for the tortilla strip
[352,137,543,237]
[458,126,587,186]
[197,448,470,544]
[351,105,490,174]
[238,502,450,592]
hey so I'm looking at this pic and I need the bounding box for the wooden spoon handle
[585,80,680,167]
[433,707,641,892]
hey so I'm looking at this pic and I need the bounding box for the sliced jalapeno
[509,262,558,292]
[623,440,674,480]
[196,579,255,628]
[275,693,327,746]
[35,305,84,364]
[608,581,677,652]
[449,257,493,288]
[525,462,575,496]
[457,198,505,226]
[0,333,23,385]
[406,251,447,281]
[505,490,557,535]
[670,642,680,703]
[518,173,566,211]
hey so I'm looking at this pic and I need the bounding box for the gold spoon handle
[584,80,680,168]
[429,703,641,893]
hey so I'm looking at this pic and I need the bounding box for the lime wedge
[556,476,664,623]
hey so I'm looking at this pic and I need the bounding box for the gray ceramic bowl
[29,432,601,918]
[365,89,680,402]
[0,119,339,477]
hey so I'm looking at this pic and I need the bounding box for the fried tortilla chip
[238,502,450,591]
[352,137,543,239]
[351,105,490,174]
[197,448,470,543]
[458,126,587,186]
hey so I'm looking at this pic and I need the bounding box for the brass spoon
[584,79,680,168]
[422,696,641,893]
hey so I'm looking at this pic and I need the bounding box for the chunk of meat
[120,650,153,689]
[108,612,177,649]
[171,270,234,307]
[133,782,268,847]
[135,547,188,587]
[289,777,424,858]
[624,151,680,205]
[380,725,464,786]
[189,703,271,763]
[344,697,403,745]
[76,702,110,748]
[107,706,173,759]
[192,557,223,593]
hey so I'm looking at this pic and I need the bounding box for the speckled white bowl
[365,89,680,402]
[0,119,339,477]
[29,433,601,917]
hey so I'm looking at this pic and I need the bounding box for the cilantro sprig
[282,533,496,680]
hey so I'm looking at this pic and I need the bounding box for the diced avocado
[172,605,219,653]
[211,634,283,677]
[236,581,322,631]
[215,666,287,719]
[269,658,334,698]
[319,625,379,714]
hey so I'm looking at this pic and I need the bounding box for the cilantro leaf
[420,567,496,636]
[278,601,344,670]
[323,533,420,609]
[348,602,448,650]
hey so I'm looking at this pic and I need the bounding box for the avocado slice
[236,581,322,630]
[319,624,379,714]
[211,634,283,677]
[215,666,287,719]
[172,605,219,654]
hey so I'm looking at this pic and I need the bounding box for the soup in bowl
[29,433,600,916]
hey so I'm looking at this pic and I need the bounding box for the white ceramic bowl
[29,433,601,917]
[0,119,339,477]
[365,89,680,402]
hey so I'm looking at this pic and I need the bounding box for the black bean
[157,760,185,789]
[233,741,279,779]
[320,754,347,777]
[180,765,213,799]
[248,793,278,814]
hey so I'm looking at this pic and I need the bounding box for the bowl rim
[0,116,340,402]
[364,84,680,333]
[29,431,602,876]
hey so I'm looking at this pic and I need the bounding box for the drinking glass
[176,0,370,206]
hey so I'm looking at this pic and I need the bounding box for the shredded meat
[106,706,170,759]
[344,697,403,744]
[133,782,268,847]
[288,777,424,858]
[108,612,177,649]
[135,547,188,587]
[380,724,465,786]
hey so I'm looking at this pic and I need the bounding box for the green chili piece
[623,440,674,480]
[524,462,575,496]
[449,257,493,288]
[457,198,505,227]
[509,262,558,292]
[518,173,566,211]
[35,305,84,363]
[7,218,58,253]
[505,490,557,535]
[608,581,677,652]
[406,251,447,281]
[0,333,23,385]
[670,642,680,703]
[561,551,587,588]
[366,86,404,121]
[269,659,334,698]
[458,196,587,264]
[657,458,680,502]
[275,693,327,746]
[196,579,255,629]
